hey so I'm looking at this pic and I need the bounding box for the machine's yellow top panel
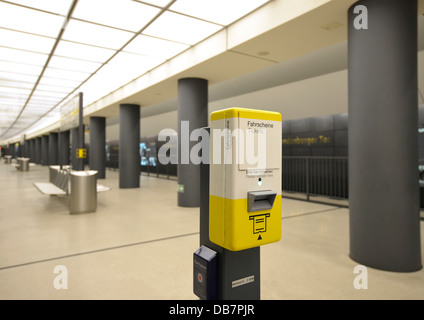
[210,107,282,122]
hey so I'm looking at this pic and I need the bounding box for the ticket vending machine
[194,108,282,300]
[209,107,282,251]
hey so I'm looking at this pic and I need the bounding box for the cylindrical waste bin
[70,170,97,214]
[20,158,30,171]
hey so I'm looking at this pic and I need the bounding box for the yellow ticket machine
[209,108,282,251]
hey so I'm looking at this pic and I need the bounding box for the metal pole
[199,128,260,300]
[78,92,84,171]
[306,157,310,201]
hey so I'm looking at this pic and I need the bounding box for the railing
[282,157,349,201]
[141,162,177,180]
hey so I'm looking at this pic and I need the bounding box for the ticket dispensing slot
[248,190,277,212]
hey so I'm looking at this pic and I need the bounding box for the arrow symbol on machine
[257,235,262,240]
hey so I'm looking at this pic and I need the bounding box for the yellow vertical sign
[76,148,86,159]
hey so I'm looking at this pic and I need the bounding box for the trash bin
[20,158,30,171]
[69,170,97,214]
[4,155,12,164]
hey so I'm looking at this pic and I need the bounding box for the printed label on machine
[232,275,255,288]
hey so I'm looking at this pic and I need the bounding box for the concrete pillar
[29,139,35,163]
[348,0,421,271]
[59,130,70,166]
[49,133,58,165]
[89,117,106,179]
[41,135,49,165]
[35,137,41,165]
[71,127,79,170]
[119,104,140,188]
[177,78,208,207]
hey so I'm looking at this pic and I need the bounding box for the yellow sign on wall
[76,148,87,159]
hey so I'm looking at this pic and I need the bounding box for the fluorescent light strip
[62,19,135,50]
[72,0,161,32]
[54,40,117,63]
[0,28,56,53]
[2,0,74,16]
[169,0,270,26]
[142,11,223,45]
[0,2,66,37]
[133,0,174,9]
[0,47,48,66]
[0,0,79,139]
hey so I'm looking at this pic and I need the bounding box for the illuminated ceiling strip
[3,0,179,139]
[0,0,79,138]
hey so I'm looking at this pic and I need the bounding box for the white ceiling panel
[0,72,38,84]
[139,0,174,8]
[48,56,102,74]
[0,91,29,101]
[0,111,19,119]
[143,11,222,45]
[0,47,48,67]
[0,104,23,111]
[62,19,135,50]
[0,80,34,90]
[36,83,74,93]
[0,103,22,110]
[0,28,55,53]
[38,76,82,89]
[6,0,74,15]
[0,86,31,96]
[32,89,69,99]
[43,67,89,82]
[170,0,269,26]
[108,51,164,74]
[73,0,161,32]
[54,41,116,63]
[29,93,63,103]
[27,97,60,106]
[0,61,43,76]
[0,2,65,37]
[124,34,189,59]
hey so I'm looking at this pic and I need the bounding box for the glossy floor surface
[0,162,423,300]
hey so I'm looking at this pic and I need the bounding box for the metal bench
[33,166,70,196]
[33,166,111,196]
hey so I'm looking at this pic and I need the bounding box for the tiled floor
[0,162,423,300]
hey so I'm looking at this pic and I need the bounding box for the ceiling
[89,0,423,121]
[0,0,272,141]
[1,0,423,143]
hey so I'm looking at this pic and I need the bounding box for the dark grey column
[348,0,421,272]
[41,135,49,166]
[119,104,140,188]
[48,133,58,165]
[35,137,41,164]
[71,127,79,169]
[89,117,106,179]
[17,142,22,157]
[23,141,29,158]
[59,130,70,166]
[77,92,85,171]
[177,78,208,207]
[29,139,35,162]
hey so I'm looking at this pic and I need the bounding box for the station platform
[0,162,423,300]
